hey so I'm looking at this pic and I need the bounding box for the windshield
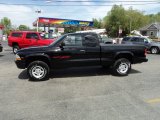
[144,37,152,43]
[49,35,66,46]
[147,38,152,43]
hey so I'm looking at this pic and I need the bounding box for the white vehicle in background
[76,29,106,34]
[76,29,116,44]
[131,30,149,38]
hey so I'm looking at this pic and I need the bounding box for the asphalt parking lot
[1,41,160,120]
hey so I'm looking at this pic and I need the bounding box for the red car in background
[8,31,55,54]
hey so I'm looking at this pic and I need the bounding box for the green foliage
[93,18,103,28]
[146,13,160,23]
[0,17,12,35]
[102,5,160,37]
[104,5,126,37]
[64,27,81,33]
[18,25,30,31]
[30,27,43,32]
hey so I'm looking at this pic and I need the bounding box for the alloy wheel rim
[32,66,45,79]
[14,48,18,53]
[151,48,157,54]
[117,62,129,74]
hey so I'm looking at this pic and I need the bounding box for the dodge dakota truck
[15,32,148,80]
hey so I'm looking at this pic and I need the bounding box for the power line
[32,0,160,2]
[0,11,107,13]
[0,2,159,6]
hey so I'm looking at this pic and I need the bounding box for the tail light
[144,48,147,56]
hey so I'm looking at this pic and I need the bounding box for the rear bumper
[15,60,26,69]
[133,57,148,64]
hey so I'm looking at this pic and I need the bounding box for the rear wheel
[150,47,159,54]
[112,58,131,76]
[13,45,19,54]
[27,61,50,81]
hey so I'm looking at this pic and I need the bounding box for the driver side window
[63,35,83,46]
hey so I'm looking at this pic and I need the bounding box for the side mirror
[59,42,65,49]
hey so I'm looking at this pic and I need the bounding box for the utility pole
[35,10,41,32]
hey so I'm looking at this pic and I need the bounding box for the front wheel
[13,45,19,54]
[27,61,50,81]
[150,47,159,54]
[112,58,131,76]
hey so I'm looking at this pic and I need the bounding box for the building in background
[33,17,93,32]
[139,23,160,39]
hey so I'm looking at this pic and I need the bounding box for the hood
[17,46,50,53]
[150,41,160,45]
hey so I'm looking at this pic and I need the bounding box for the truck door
[52,34,87,68]
[24,33,38,47]
[36,33,48,46]
[82,34,101,66]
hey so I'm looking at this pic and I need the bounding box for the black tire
[27,61,50,81]
[150,47,159,54]
[13,45,19,54]
[112,58,131,76]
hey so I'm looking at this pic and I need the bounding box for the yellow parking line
[147,98,160,104]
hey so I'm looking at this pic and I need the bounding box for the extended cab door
[24,33,39,47]
[52,34,87,68]
[82,34,101,66]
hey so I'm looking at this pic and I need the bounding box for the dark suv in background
[122,36,160,54]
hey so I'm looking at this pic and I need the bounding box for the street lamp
[35,10,41,32]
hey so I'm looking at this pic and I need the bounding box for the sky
[0,0,159,28]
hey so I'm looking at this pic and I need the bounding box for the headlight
[15,54,21,60]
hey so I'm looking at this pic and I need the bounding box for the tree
[93,18,103,28]
[103,5,151,37]
[64,27,81,33]
[104,5,126,37]
[126,8,149,32]
[18,25,30,31]
[0,17,12,35]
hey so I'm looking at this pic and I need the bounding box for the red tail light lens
[144,49,147,56]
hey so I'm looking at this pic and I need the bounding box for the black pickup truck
[15,32,148,80]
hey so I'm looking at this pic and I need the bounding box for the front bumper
[133,57,148,64]
[15,60,26,69]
